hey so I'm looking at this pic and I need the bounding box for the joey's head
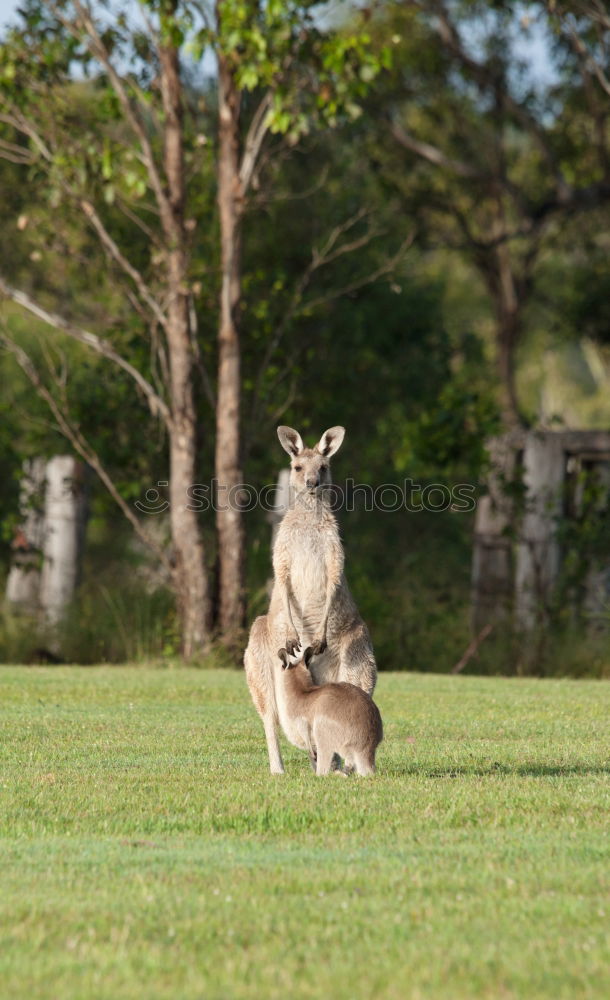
[278,646,314,673]
[277,426,345,496]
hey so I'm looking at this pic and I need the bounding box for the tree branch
[0,135,34,165]
[239,91,273,194]
[0,331,172,573]
[58,1,173,228]
[389,118,482,179]
[0,276,171,426]
[249,209,372,424]
[300,231,415,313]
[248,226,415,434]
[425,0,572,200]
[0,109,168,328]
[79,199,168,329]
[548,1,610,98]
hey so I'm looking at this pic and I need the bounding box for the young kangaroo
[244,425,377,774]
[278,646,383,776]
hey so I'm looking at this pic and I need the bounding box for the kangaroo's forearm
[281,584,298,637]
[319,604,331,640]
[319,564,341,641]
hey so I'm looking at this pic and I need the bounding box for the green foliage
[561,243,610,346]
[391,377,500,479]
[554,465,610,623]
[2,1,610,674]
[214,0,390,139]
[0,509,179,664]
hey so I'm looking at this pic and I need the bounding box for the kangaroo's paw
[311,638,327,656]
[285,637,301,657]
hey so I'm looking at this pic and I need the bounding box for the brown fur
[278,647,383,776]
[244,426,377,774]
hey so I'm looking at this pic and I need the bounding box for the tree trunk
[215,40,245,642]
[5,457,47,613]
[159,24,209,658]
[39,455,87,626]
[496,302,522,431]
[484,227,527,432]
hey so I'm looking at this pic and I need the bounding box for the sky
[0,0,557,87]
[0,0,17,30]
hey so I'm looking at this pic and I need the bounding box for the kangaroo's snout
[306,476,318,489]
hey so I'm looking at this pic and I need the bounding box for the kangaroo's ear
[303,646,314,667]
[278,648,289,669]
[277,426,304,457]
[317,426,345,458]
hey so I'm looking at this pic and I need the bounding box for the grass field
[0,667,608,1000]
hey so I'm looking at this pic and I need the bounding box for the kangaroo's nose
[306,476,317,489]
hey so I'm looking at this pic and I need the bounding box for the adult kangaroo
[244,425,377,774]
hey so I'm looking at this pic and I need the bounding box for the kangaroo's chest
[290,530,327,600]
[281,516,337,599]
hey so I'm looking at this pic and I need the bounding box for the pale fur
[244,425,377,774]
[278,646,383,776]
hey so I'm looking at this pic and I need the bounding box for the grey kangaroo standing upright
[244,425,377,774]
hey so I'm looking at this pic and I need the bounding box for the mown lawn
[0,667,608,1000]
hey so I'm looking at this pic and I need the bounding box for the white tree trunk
[39,456,87,625]
[5,457,47,612]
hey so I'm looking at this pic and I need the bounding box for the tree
[0,0,208,655]
[0,0,391,651]
[209,0,391,641]
[369,0,610,428]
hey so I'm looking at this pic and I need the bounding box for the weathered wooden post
[514,432,564,631]
[471,431,523,631]
[472,429,610,640]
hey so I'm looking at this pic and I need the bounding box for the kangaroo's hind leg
[314,722,345,777]
[353,749,376,776]
[305,732,317,773]
[315,741,335,776]
[245,618,285,775]
[312,722,334,775]
[261,711,284,774]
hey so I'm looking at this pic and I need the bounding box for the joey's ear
[316,426,345,458]
[303,646,314,667]
[278,648,289,669]
[277,426,304,457]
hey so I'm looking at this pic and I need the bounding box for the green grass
[0,668,608,1000]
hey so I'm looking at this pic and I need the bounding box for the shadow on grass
[382,763,610,779]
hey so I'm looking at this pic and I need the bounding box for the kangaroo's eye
[294,465,302,472]
[320,465,328,472]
